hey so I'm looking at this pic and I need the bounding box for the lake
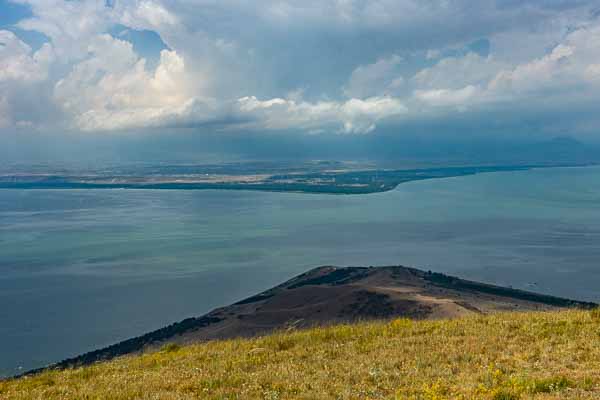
[1,166,600,377]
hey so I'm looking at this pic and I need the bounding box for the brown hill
[31,265,595,375]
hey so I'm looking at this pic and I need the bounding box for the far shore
[1,163,585,195]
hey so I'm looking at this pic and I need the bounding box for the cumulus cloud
[237,96,407,134]
[1,0,599,136]
[14,0,114,61]
[489,45,575,94]
[0,30,53,82]
[413,53,505,90]
[117,0,178,32]
[54,34,194,131]
[489,24,600,96]
[343,55,403,98]
[414,85,479,108]
[404,19,600,118]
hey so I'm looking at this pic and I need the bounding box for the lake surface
[1,166,600,377]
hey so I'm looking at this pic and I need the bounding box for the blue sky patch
[109,25,169,69]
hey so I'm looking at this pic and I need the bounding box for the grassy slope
[2,309,600,399]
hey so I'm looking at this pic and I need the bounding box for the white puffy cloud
[489,23,600,96]
[414,53,505,90]
[343,55,403,98]
[414,85,479,108]
[14,0,114,62]
[489,45,575,94]
[12,0,178,61]
[1,0,600,136]
[53,34,194,131]
[0,30,53,82]
[237,95,407,134]
[404,19,600,117]
[116,0,178,32]
[0,29,56,131]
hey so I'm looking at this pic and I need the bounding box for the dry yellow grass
[2,309,600,399]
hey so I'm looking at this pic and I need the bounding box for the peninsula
[27,265,595,374]
[0,163,546,194]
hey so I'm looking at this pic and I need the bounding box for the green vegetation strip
[2,309,600,399]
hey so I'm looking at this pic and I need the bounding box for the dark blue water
[1,166,600,376]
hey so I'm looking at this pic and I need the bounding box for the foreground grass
[2,309,600,399]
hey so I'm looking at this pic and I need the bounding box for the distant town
[0,161,573,194]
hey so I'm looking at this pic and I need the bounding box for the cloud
[414,85,479,108]
[343,55,403,98]
[1,0,599,138]
[0,95,10,128]
[425,49,441,60]
[0,30,53,82]
[489,45,575,94]
[585,63,600,81]
[116,0,178,32]
[54,34,195,131]
[254,0,591,34]
[14,0,113,61]
[413,52,505,90]
[489,23,600,96]
[405,19,600,118]
[237,95,407,134]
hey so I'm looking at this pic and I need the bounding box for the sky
[1,0,600,163]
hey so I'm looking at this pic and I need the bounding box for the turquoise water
[1,166,600,376]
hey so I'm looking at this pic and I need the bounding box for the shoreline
[0,163,595,195]
[0,164,539,195]
[13,265,596,379]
